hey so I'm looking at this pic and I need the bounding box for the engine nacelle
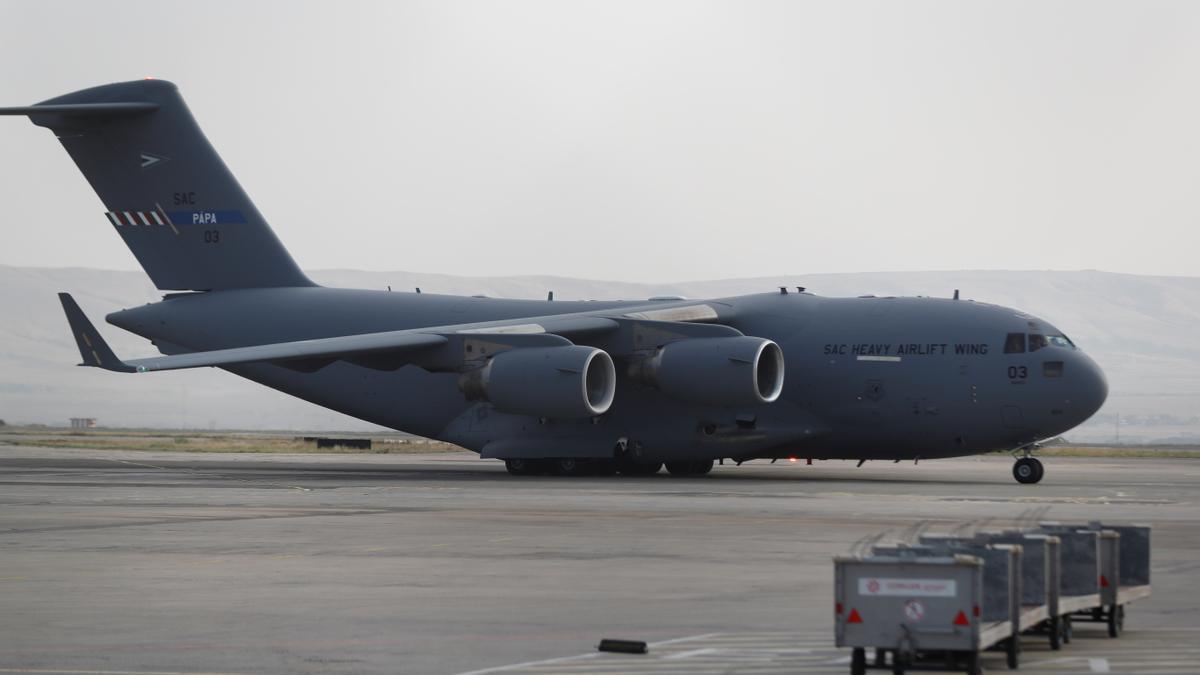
[458,345,616,419]
[629,336,784,406]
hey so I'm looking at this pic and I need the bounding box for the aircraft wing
[58,293,693,374]
[59,293,452,373]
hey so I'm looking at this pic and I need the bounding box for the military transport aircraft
[1,80,1107,483]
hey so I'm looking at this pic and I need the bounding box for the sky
[1,0,1197,282]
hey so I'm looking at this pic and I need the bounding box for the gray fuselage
[108,287,1108,463]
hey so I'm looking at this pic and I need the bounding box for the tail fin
[1,80,312,291]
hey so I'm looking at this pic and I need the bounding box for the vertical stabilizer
[1,80,313,291]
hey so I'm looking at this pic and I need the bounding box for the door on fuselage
[1001,405,1024,429]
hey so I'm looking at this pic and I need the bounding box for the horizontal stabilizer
[58,293,135,372]
[0,102,158,116]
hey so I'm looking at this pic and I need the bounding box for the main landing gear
[665,459,715,477]
[504,458,604,476]
[1012,455,1044,484]
[504,457,666,477]
[504,458,543,476]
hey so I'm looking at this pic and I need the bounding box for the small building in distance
[69,418,96,429]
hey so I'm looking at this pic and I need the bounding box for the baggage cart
[913,537,1026,668]
[835,548,1018,674]
[972,531,1065,649]
[1035,523,1104,640]
[1046,522,1152,637]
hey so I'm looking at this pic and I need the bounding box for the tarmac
[1,445,1197,674]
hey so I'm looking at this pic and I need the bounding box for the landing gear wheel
[666,459,715,476]
[1013,456,1043,484]
[850,647,866,675]
[504,458,543,476]
[1107,604,1124,638]
[617,458,662,476]
[553,458,589,476]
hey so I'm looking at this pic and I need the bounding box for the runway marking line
[1030,657,1112,673]
[661,648,719,660]
[453,633,723,675]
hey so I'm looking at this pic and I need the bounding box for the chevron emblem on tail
[140,152,168,169]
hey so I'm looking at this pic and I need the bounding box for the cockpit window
[1004,333,1025,354]
[1029,334,1048,352]
[1008,332,1075,353]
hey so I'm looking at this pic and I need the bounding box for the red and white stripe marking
[105,210,169,227]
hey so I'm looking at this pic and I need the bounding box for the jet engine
[628,336,784,406]
[458,345,616,419]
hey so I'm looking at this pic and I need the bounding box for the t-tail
[0,79,312,291]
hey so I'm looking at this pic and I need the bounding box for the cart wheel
[874,648,886,667]
[1107,604,1124,638]
[1049,616,1062,650]
[850,647,866,675]
[965,650,982,675]
[1062,615,1073,644]
[1006,636,1019,669]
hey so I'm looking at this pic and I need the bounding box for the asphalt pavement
[1,445,1196,674]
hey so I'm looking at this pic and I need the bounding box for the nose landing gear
[1013,455,1044,484]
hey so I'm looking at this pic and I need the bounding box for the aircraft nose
[1071,352,1108,423]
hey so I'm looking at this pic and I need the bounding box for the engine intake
[459,345,616,419]
[629,336,784,406]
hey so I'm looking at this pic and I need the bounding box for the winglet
[57,293,136,373]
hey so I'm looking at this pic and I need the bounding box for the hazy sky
[1,1,1197,282]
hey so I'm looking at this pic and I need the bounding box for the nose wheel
[1013,456,1044,484]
